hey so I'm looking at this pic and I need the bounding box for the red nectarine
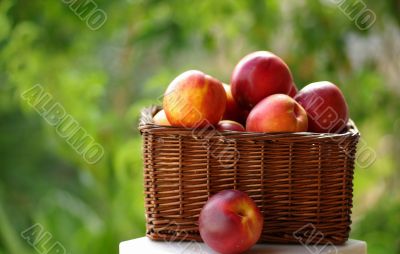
[222,84,249,125]
[246,94,308,133]
[199,190,263,254]
[216,120,245,132]
[163,70,226,128]
[153,109,170,126]
[295,81,349,133]
[231,51,294,109]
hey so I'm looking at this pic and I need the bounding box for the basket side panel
[258,137,358,244]
[143,132,209,241]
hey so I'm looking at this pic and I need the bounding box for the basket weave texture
[139,106,360,245]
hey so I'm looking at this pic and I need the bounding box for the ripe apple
[216,120,245,132]
[294,81,349,133]
[163,70,226,128]
[222,83,249,125]
[152,109,170,126]
[231,51,294,109]
[246,94,308,133]
[199,190,263,254]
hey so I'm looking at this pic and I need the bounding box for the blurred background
[0,0,399,253]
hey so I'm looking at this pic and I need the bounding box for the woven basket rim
[139,105,360,139]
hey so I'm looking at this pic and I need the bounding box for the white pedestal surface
[119,237,367,254]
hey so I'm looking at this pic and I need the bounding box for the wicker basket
[139,106,360,245]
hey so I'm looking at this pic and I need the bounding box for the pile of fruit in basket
[152,51,351,254]
[154,51,349,135]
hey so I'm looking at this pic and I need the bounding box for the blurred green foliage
[0,0,399,253]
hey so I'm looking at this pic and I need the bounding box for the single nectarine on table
[222,83,249,125]
[163,70,226,128]
[216,120,245,132]
[199,190,263,254]
[231,51,294,109]
[295,81,349,133]
[246,94,308,133]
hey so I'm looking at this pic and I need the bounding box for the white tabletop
[119,237,367,254]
